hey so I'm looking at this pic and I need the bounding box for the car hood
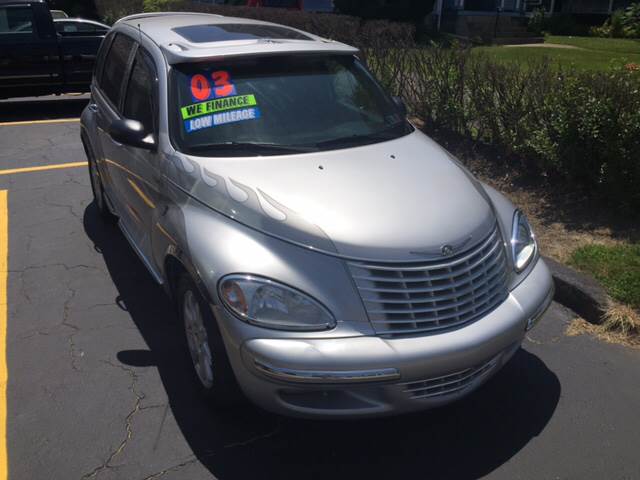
[167,130,496,262]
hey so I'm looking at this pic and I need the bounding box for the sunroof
[172,24,312,43]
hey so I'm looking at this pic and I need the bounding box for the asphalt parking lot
[1,96,640,480]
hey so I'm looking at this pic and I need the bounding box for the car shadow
[0,94,89,122]
[83,202,561,480]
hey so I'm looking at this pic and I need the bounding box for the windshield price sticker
[181,94,258,120]
[183,70,261,132]
[184,107,262,133]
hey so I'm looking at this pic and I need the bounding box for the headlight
[218,275,336,331]
[511,210,537,272]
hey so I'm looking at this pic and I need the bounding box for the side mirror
[393,96,407,117]
[108,118,155,150]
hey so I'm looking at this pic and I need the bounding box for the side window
[0,6,35,34]
[100,33,135,110]
[55,22,76,33]
[56,22,106,35]
[74,23,97,33]
[123,49,157,133]
[94,32,114,82]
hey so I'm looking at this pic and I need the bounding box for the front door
[93,34,162,278]
[117,46,162,274]
[0,3,61,97]
[94,32,137,223]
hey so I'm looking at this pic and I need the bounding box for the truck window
[0,6,35,34]
[100,33,135,110]
[123,49,157,134]
[55,21,109,35]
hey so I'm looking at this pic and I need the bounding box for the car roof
[115,12,357,64]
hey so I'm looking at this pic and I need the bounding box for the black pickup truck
[0,0,107,99]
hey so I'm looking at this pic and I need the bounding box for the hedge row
[368,47,640,209]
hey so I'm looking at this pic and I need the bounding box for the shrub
[591,3,640,38]
[95,0,142,24]
[527,8,545,35]
[375,46,640,209]
[622,2,640,37]
[143,0,174,12]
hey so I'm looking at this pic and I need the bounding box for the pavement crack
[81,361,145,479]
[140,403,167,412]
[138,420,283,479]
[9,262,100,275]
[87,303,117,310]
[44,199,83,221]
[223,420,283,449]
[62,286,82,372]
[139,457,198,480]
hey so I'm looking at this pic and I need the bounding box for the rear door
[0,2,61,96]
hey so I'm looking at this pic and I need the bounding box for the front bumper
[220,258,554,418]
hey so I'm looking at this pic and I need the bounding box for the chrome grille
[400,356,498,399]
[348,226,509,337]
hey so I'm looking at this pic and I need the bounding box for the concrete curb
[544,256,609,325]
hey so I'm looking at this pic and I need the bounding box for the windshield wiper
[313,124,409,150]
[188,142,318,154]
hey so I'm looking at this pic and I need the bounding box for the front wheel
[177,275,243,408]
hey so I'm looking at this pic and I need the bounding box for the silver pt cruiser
[81,12,555,418]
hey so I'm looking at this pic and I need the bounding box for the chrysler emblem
[410,235,473,258]
[441,245,454,256]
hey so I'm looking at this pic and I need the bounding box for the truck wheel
[177,274,243,408]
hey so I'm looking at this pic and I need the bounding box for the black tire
[176,274,243,408]
[85,142,116,222]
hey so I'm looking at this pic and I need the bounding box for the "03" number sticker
[189,71,236,102]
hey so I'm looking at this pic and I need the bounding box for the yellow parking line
[0,118,80,127]
[0,190,8,480]
[0,162,87,177]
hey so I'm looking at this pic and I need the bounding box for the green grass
[569,244,640,309]
[474,36,640,71]
[546,35,640,54]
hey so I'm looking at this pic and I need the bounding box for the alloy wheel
[183,289,214,389]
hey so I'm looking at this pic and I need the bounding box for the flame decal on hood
[165,152,339,255]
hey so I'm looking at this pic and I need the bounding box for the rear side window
[55,21,109,35]
[0,6,35,34]
[100,33,135,109]
[123,49,157,133]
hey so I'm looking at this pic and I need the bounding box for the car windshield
[169,54,412,156]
